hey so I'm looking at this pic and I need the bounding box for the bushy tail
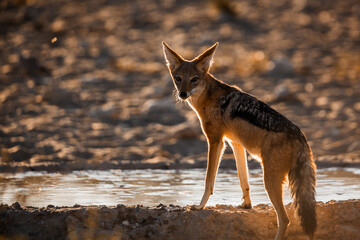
[288,139,317,238]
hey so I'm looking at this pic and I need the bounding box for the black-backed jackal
[162,42,317,240]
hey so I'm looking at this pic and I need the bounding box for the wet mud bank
[1,157,360,174]
[1,200,359,240]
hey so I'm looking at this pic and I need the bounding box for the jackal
[162,42,317,240]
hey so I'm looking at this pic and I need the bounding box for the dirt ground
[0,0,359,172]
[0,200,359,240]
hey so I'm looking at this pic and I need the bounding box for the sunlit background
[0,0,359,203]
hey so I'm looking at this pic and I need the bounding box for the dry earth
[0,0,359,172]
[0,200,360,240]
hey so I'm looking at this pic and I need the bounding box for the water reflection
[0,168,359,207]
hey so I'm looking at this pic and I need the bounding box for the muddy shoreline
[2,156,360,174]
[1,200,359,240]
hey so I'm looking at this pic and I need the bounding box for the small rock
[42,145,55,155]
[11,202,21,210]
[267,57,294,77]
[8,145,31,162]
[274,85,299,102]
[126,151,144,161]
[142,98,186,126]
[117,204,127,213]
[42,87,80,107]
[19,55,50,78]
[72,149,93,159]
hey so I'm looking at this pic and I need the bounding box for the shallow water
[0,168,359,207]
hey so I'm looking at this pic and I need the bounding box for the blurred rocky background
[0,0,359,171]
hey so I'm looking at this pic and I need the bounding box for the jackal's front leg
[192,140,224,210]
[230,143,252,209]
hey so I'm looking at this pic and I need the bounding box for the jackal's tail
[288,137,317,238]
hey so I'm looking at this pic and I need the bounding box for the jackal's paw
[190,204,204,211]
[240,202,252,209]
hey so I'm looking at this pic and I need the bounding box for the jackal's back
[218,87,302,139]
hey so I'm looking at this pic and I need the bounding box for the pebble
[42,88,80,107]
[274,85,299,102]
[142,98,186,125]
[7,146,31,162]
[267,57,294,77]
[11,202,21,210]
[117,204,127,212]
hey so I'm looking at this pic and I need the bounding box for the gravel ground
[1,200,360,240]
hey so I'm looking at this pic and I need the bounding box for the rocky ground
[0,0,359,171]
[0,200,359,240]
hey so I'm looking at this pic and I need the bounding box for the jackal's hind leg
[230,143,252,209]
[192,140,224,210]
[263,166,289,240]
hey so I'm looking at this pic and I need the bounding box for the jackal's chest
[188,100,222,121]
[188,103,223,138]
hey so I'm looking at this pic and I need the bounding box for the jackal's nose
[179,91,188,99]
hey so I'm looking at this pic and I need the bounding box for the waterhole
[0,168,359,207]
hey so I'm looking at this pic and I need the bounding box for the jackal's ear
[162,42,184,71]
[195,42,219,73]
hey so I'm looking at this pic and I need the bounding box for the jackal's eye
[174,76,182,83]
[191,76,199,83]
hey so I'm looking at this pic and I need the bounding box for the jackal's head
[162,42,218,100]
